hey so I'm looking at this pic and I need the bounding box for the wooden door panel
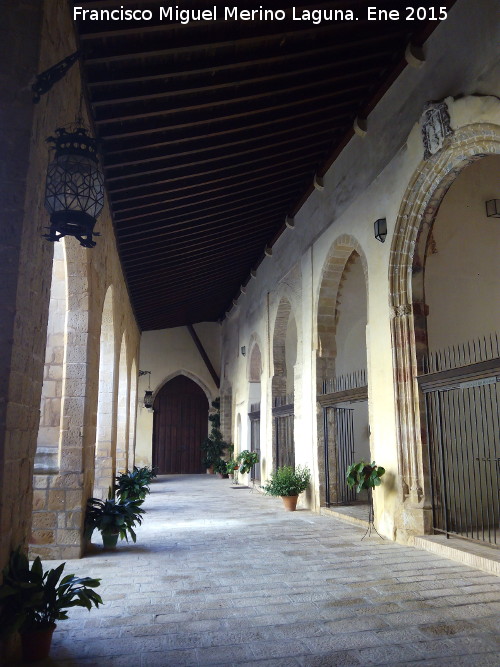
[153,376,208,474]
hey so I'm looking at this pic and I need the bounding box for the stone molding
[154,370,215,405]
[389,123,500,527]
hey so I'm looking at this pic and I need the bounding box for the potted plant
[115,465,157,501]
[213,458,229,478]
[201,398,230,472]
[225,459,239,477]
[262,465,311,511]
[0,548,102,662]
[346,460,385,538]
[85,491,145,549]
[236,450,259,474]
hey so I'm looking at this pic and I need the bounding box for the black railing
[275,413,294,469]
[321,369,367,395]
[423,333,499,373]
[419,336,500,547]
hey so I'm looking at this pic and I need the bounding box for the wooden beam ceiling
[72,0,455,330]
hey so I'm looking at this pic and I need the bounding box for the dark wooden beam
[187,324,220,389]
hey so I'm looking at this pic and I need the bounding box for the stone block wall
[0,0,140,567]
[0,0,46,570]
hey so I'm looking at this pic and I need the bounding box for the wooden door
[153,376,208,474]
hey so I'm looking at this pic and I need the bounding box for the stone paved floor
[22,475,500,666]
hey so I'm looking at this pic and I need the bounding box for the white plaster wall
[220,0,500,536]
[335,256,367,377]
[285,314,297,394]
[136,323,221,465]
[425,155,500,350]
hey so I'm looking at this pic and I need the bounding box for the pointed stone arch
[271,296,298,468]
[35,240,67,474]
[247,334,263,382]
[94,285,116,499]
[315,235,368,376]
[220,382,233,444]
[116,334,129,474]
[389,121,500,537]
[154,369,215,406]
[314,234,369,506]
[31,237,91,559]
[128,358,138,468]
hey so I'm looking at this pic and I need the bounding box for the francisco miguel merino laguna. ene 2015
[73,5,365,24]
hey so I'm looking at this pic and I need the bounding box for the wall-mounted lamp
[143,391,154,410]
[139,370,153,409]
[485,199,500,218]
[241,346,246,356]
[374,218,387,243]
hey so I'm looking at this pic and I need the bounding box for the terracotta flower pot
[21,624,56,662]
[281,495,299,511]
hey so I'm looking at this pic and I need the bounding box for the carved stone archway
[314,234,368,506]
[389,122,500,537]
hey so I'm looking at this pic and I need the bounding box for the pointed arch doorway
[153,375,209,474]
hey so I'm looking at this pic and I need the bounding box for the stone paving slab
[9,474,500,666]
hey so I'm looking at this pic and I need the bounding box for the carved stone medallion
[421,101,453,159]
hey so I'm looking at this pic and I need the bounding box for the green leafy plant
[116,465,156,501]
[212,458,228,474]
[85,492,145,543]
[346,461,385,493]
[0,548,102,636]
[262,465,311,497]
[225,459,239,474]
[201,398,230,469]
[236,450,259,474]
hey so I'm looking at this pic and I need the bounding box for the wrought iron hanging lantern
[144,390,154,410]
[44,126,104,248]
[139,370,154,410]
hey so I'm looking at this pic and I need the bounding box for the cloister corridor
[16,475,500,667]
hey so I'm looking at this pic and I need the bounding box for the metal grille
[420,337,500,547]
[322,368,367,395]
[272,394,294,469]
[275,414,294,468]
[423,333,499,374]
[249,402,261,481]
[323,407,356,506]
[273,394,294,408]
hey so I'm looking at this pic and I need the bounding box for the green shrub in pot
[236,450,259,474]
[0,548,102,661]
[262,465,311,497]
[85,491,145,548]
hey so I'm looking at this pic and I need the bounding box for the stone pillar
[0,2,46,569]
[390,303,432,540]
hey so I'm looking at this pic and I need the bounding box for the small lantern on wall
[44,126,104,248]
[485,199,500,218]
[139,370,153,410]
[143,390,154,410]
[374,218,387,243]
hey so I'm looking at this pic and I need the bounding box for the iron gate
[419,347,500,547]
[323,407,357,505]
[249,402,261,481]
[273,395,294,469]
[318,370,368,506]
